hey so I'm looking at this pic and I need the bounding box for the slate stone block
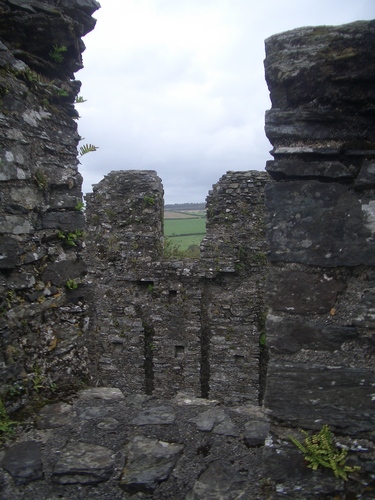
[265,181,375,266]
[267,316,358,353]
[264,361,375,434]
[355,160,375,189]
[52,442,114,484]
[120,435,183,493]
[266,159,353,181]
[1,441,43,485]
[0,237,20,268]
[186,461,248,500]
[42,259,87,287]
[266,268,345,314]
[40,211,85,231]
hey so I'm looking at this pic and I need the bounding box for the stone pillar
[263,20,375,434]
[0,0,100,412]
[202,171,269,404]
[84,170,164,393]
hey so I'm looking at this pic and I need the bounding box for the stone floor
[0,388,270,499]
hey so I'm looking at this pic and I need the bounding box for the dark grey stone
[264,362,375,434]
[40,211,85,231]
[267,316,358,353]
[266,268,345,314]
[186,461,247,500]
[42,260,87,287]
[1,441,43,485]
[189,408,239,436]
[37,402,73,429]
[76,406,110,420]
[77,387,125,401]
[243,420,270,447]
[0,237,20,268]
[52,442,114,484]
[130,406,175,425]
[266,159,353,180]
[265,181,375,266]
[120,435,183,493]
[97,417,120,431]
[355,160,375,189]
[352,290,375,328]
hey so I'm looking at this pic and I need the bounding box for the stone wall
[0,0,100,412]
[85,169,269,405]
[262,20,375,496]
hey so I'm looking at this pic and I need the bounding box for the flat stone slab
[120,435,184,493]
[186,461,247,499]
[264,362,375,434]
[1,441,43,485]
[37,402,73,429]
[265,181,375,267]
[77,387,125,401]
[243,420,270,447]
[189,408,239,436]
[130,406,175,425]
[76,406,110,420]
[52,442,114,484]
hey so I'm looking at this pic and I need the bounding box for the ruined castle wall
[85,169,269,404]
[0,0,100,411]
[263,19,375,493]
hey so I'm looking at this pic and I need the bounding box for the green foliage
[74,95,87,103]
[55,88,69,98]
[144,195,155,206]
[147,284,154,293]
[289,425,360,480]
[163,238,200,259]
[66,279,78,290]
[49,44,67,63]
[0,397,17,442]
[34,169,48,190]
[57,230,84,247]
[79,143,98,157]
[74,201,85,211]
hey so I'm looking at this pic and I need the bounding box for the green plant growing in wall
[74,201,85,211]
[289,425,360,480]
[57,230,84,247]
[74,95,87,103]
[34,169,48,190]
[0,397,17,442]
[144,195,155,206]
[66,279,78,290]
[79,143,98,157]
[49,44,67,63]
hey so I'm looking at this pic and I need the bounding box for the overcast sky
[77,0,374,204]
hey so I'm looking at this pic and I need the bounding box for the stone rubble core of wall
[0,0,100,412]
[84,169,269,405]
[262,19,375,496]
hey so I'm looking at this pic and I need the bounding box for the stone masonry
[85,169,268,405]
[262,20,375,497]
[0,5,375,498]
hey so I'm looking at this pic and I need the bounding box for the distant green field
[164,214,206,250]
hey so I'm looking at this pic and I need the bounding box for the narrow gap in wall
[136,304,155,395]
[143,322,155,395]
[200,280,211,398]
[163,201,206,259]
[257,308,269,405]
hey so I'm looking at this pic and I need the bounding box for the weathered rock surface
[0,388,271,498]
[120,435,184,493]
[0,0,99,410]
[263,19,375,497]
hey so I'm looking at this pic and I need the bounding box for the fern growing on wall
[79,143,98,157]
[290,425,360,480]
